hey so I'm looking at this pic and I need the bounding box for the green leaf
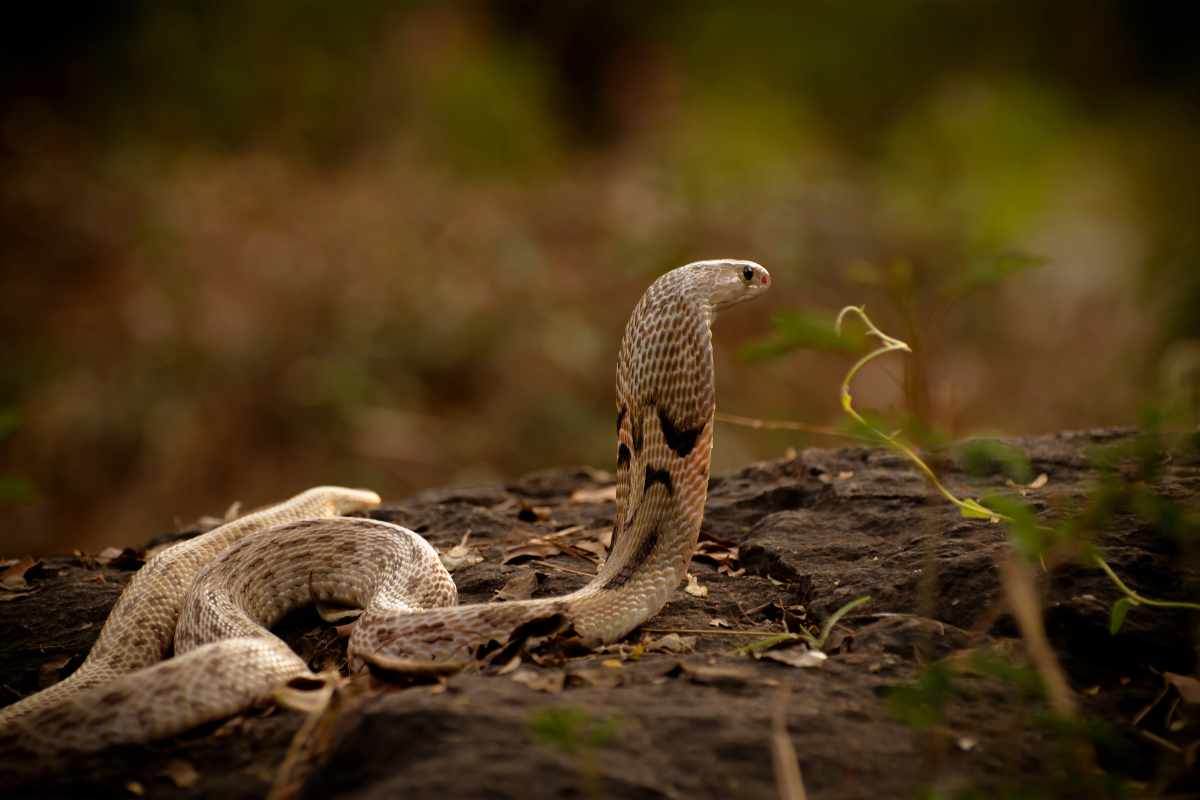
[956,439,1033,483]
[740,311,866,362]
[735,633,805,655]
[835,412,892,446]
[844,261,885,287]
[1109,598,1133,635]
[958,500,996,520]
[0,408,21,440]
[816,595,871,649]
[948,251,1045,296]
[528,707,618,755]
[968,647,1044,700]
[981,495,1047,559]
[0,476,34,505]
[886,663,956,730]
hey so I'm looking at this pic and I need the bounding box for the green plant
[528,706,619,799]
[735,594,871,656]
[886,662,957,730]
[832,307,1200,631]
[0,407,34,505]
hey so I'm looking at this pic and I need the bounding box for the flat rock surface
[1,430,1198,798]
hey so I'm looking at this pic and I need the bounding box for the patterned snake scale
[0,259,769,757]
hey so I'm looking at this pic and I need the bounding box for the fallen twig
[641,627,780,637]
[770,688,808,800]
[715,412,849,438]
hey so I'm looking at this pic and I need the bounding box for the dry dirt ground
[1,430,1198,799]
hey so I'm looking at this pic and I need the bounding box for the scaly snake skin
[0,259,769,757]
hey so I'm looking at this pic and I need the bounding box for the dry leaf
[568,667,625,689]
[684,573,708,598]
[692,535,740,574]
[495,655,523,675]
[596,641,641,660]
[517,503,553,523]
[0,557,40,591]
[1165,672,1200,705]
[758,648,827,669]
[709,617,732,629]
[501,541,561,565]
[941,638,1025,673]
[162,759,200,789]
[643,633,697,654]
[1005,472,1050,496]
[569,485,617,504]
[510,668,565,693]
[571,539,609,563]
[95,547,144,570]
[440,547,483,571]
[38,655,72,688]
[670,662,755,686]
[495,571,541,602]
[0,558,41,600]
[503,526,611,565]
[440,533,483,572]
[837,471,854,480]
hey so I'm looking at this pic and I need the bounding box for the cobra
[0,259,770,756]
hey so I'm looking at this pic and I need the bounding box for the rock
[1,430,1197,799]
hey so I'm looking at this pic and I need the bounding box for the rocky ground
[1,429,1198,799]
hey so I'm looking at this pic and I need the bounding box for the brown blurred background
[2,2,1198,553]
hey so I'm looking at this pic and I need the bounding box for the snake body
[0,259,769,756]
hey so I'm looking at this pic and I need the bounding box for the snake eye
[741,266,755,283]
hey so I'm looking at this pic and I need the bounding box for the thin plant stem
[833,305,1200,613]
[1092,554,1200,611]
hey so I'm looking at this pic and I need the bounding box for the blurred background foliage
[2,1,1198,551]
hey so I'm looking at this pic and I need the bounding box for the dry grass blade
[716,411,847,438]
[529,560,595,578]
[269,675,371,800]
[998,554,1077,719]
[640,627,779,637]
[771,688,808,800]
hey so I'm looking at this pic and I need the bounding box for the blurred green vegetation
[1,2,1199,550]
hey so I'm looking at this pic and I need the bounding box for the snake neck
[356,261,769,660]
[560,267,720,643]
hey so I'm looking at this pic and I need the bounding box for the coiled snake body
[0,259,769,756]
